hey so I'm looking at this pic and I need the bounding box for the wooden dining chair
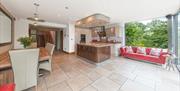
[9,49,39,91]
[39,43,55,72]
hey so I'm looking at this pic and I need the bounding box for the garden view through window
[125,17,168,48]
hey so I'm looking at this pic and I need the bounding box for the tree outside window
[125,18,168,48]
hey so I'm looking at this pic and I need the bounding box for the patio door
[166,11,180,71]
[177,13,180,66]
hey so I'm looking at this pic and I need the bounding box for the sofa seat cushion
[124,53,161,64]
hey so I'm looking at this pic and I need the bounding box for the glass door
[178,13,180,65]
[175,12,180,71]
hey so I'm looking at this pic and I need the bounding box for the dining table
[0,47,49,71]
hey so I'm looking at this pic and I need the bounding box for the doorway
[55,30,63,51]
[29,24,64,52]
[60,31,63,51]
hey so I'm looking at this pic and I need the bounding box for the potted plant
[17,36,33,48]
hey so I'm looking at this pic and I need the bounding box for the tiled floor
[27,52,180,91]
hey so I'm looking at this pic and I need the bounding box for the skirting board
[63,51,75,54]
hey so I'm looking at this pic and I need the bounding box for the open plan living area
[0,0,180,91]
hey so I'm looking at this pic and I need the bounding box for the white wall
[119,23,125,46]
[63,23,75,53]
[14,19,29,49]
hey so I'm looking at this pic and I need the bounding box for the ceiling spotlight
[87,17,93,22]
[34,17,39,20]
[33,22,38,26]
[76,21,81,25]
[65,6,69,9]
[34,3,39,7]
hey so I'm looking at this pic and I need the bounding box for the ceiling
[1,0,179,24]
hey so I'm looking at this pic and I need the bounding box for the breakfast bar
[77,43,111,63]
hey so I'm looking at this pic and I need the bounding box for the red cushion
[0,83,15,91]
[132,47,137,53]
[146,48,151,55]
[120,47,127,56]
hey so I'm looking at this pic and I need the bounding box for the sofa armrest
[120,47,126,56]
[159,54,169,64]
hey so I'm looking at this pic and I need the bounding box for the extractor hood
[75,13,110,28]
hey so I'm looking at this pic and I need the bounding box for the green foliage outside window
[125,20,168,48]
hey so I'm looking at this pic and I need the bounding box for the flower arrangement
[17,36,33,48]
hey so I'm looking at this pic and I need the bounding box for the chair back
[45,43,55,56]
[9,48,39,91]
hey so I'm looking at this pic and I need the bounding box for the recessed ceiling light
[87,17,93,22]
[34,17,39,20]
[65,6,69,9]
[76,21,81,25]
[33,22,38,26]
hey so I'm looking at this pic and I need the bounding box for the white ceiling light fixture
[27,2,45,26]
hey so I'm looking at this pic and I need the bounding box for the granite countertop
[77,43,112,47]
[92,42,121,44]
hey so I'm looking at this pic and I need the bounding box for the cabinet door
[91,29,98,37]
[106,27,115,37]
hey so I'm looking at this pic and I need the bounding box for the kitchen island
[77,43,111,63]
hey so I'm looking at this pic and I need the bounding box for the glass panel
[178,13,180,65]
[31,29,36,35]
[125,17,168,48]
[31,35,37,42]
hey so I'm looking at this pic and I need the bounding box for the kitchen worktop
[77,43,114,47]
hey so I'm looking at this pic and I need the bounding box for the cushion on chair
[0,83,15,91]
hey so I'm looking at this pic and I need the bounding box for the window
[125,17,168,48]
[29,29,37,42]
